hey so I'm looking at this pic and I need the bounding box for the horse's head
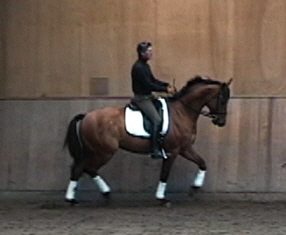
[169,76,232,127]
[205,78,232,127]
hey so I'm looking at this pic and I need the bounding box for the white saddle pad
[125,98,169,137]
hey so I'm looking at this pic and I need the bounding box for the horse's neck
[169,98,201,125]
[184,84,219,108]
[167,99,200,141]
[180,95,205,114]
[179,85,219,116]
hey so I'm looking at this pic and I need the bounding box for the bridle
[180,84,228,119]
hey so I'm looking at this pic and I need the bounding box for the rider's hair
[136,41,152,57]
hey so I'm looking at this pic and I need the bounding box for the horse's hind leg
[84,168,111,197]
[65,159,86,204]
[65,153,112,204]
[64,114,87,204]
[83,152,114,199]
[180,146,207,193]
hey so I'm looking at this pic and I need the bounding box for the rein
[180,100,216,118]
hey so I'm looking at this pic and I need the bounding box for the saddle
[125,98,170,138]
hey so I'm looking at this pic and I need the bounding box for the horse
[64,75,232,205]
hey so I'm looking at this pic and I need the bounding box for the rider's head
[137,41,153,61]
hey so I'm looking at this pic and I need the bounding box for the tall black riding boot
[150,124,164,159]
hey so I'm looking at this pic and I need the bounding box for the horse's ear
[226,77,233,86]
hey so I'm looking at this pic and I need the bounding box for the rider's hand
[167,85,176,95]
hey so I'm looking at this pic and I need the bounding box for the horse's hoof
[189,186,200,197]
[101,192,111,206]
[102,191,110,198]
[65,198,79,206]
[157,198,171,208]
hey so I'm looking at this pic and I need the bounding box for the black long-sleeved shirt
[131,59,169,96]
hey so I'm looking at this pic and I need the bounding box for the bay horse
[64,75,232,205]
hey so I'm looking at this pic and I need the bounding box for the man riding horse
[131,41,176,159]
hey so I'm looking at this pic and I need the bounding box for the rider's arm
[132,64,169,94]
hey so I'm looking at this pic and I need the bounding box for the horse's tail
[64,113,86,160]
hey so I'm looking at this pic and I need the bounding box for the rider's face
[141,47,153,60]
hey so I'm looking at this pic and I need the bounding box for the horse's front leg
[156,155,176,205]
[180,146,207,194]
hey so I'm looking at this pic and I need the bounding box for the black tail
[64,113,86,161]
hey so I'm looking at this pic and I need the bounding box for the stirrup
[150,149,168,159]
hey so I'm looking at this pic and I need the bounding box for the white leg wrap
[65,180,78,200]
[93,176,111,193]
[156,181,167,199]
[193,170,206,187]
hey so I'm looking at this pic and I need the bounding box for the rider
[131,41,175,159]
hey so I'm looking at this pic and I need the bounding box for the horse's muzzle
[212,116,226,127]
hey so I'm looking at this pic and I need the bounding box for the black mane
[169,76,222,101]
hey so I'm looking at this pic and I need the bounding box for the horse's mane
[168,75,222,102]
